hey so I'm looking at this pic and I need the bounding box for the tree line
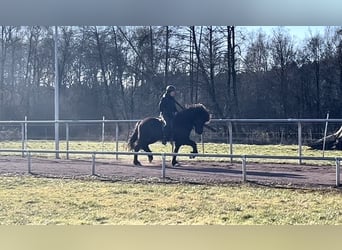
[1,26,342,123]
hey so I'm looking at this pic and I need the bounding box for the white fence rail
[1,118,342,163]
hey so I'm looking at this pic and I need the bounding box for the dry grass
[0,176,342,225]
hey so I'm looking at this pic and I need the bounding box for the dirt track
[0,154,341,189]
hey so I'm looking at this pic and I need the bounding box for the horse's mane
[184,103,208,112]
[177,103,210,122]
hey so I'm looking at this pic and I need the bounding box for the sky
[240,26,328,42]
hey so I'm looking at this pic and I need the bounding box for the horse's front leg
[172,143,181,166]
[179,139,198,159]
[172,139,198,166]
[186,139,198,159]
[142,144,153,163]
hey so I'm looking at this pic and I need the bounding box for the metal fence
[1,117,342,163]
[1,118,342,187]
[0,148,340,187]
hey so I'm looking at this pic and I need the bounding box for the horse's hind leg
[133,144,142,166]
[142,144,153,163]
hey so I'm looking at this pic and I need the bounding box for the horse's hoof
[134,161,142,166]
[172,161,180,167]
[189,152,197,159]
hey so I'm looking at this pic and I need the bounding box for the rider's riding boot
[162,136,167,145]
[162,125,168,145]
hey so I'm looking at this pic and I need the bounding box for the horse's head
[190,104,211,135]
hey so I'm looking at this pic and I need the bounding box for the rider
[159,85,178,145]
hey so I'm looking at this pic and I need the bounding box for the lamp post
[54,26,60,159]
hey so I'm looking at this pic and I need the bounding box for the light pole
[54,26,59,159]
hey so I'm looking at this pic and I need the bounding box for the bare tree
[305,34,324,117]
[226,26,239,118]
[191,26,224,117]
[241,30,271,116]
[110,26,131,119]
[270,27,296,118]
[21,26,41,117]
[164,26,169,88]
[0,26,10,119]
[337,29,342,100]
[93,26,117,119]
[188,26,202,104]
[244,31,269,73]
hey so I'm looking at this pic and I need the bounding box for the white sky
[240,26,327,41]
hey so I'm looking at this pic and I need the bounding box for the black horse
[128,104,210,166]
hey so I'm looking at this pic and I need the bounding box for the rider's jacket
[159,93,178,119]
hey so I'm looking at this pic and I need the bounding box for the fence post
[322,112,329,157]
[115,122,119,160]
[102,116,105,152]
[242,155,247,182]
[298,122,302,165]
[92,153,96,175]
[24,116,28,151]
[21,122,25,157]
[162,153,166,179]
[28,151,31,174]
[66,123,69,160]
[55,121,60,159]
[280,128,284,145]
[228,122,233,163]
[336,158,340,187]
[201,134,204,153]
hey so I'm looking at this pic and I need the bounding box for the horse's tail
[128,120,141,150]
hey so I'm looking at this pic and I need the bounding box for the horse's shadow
[169,164,304,179]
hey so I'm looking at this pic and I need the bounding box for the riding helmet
[166,85,176,93]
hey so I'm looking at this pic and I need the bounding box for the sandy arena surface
[0,154,341,189]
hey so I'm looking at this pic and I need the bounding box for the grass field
[0,176,341,225]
